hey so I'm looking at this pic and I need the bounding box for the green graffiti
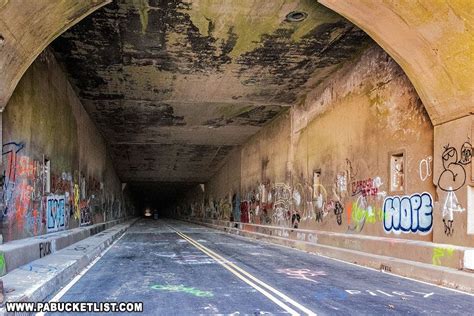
[432,247,454,266]
[0,252,6,276]
[352,203,384,225]
[151,284,214,297]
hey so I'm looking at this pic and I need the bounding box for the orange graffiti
[14,181,33,230]
[346,202,352,225]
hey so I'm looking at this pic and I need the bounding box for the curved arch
[319,0,474,125]
[0,0,111,111]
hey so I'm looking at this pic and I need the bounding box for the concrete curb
[0,217,133,276]
[180,218,474,294]
[0,218,139,314]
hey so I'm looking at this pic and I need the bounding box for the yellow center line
[168,225,316,316]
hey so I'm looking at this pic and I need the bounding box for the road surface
[49,219,474,315]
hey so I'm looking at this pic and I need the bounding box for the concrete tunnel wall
[172,44,474,248]
[1,49,136,242]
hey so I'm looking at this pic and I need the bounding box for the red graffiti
[14,181,33,230]
[240,201,249,223]
[351,178,378,197]
[17,156,37,177]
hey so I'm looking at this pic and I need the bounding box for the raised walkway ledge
[0,218,139,314]
[0,217,136,276]
[179,217,474,294]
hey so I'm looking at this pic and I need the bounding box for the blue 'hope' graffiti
[383,192,433,234]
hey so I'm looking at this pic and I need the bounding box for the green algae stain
[218,104,254,119]
[133,0,150,34]
[185,0,346,59]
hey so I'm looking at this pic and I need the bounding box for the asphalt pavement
[49,219,474,315]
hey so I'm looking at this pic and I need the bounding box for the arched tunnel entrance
[0,0,473,313]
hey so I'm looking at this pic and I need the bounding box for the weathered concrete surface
[319,0,474,126]
[176,45,441,241]
[0,217,132,276]
[46,219,474,315]
[1,48,136,241]
[0,0,111,110]
[50,0,372,187]
[180,217,474,293]
[0,218,138,313]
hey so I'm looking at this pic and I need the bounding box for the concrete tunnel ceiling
[50,0,372,193]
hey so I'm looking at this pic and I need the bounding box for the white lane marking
[36,233,126,316]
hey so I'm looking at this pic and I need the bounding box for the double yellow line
[170,226,316,316]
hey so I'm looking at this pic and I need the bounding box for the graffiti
[443,219,454,237]
[151,284,214,297]
[379,264,392,272]
[295,232,316,243]
[347,195,383,233]
[441,191,465,227]
[418,156,432,181]
[312,171,328,224]
[0,252,6,276]
[274,229,289,238]
[336,173,348,198]
[334,201,343,225]
[432,247,454,266]
[240,200,249,223]
[73,245,90,252]
[383,192,433,234]
[20,263,58,274]
[291,213,301,228]
[276,268,326,284]
[217,197,232,220]
[51,172,72,194]
[351,177,382,197]
[1,142,25,218]
[345,289,434,298]
[437,141,472,192]
[39,241,52,258]
[154,252,218,265]
[80,199,92,226]
[47,195,66,232]
[271,183,292,227]
[175,254,217,265]
[231,193,240,222]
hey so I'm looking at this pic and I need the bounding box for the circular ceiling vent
[286,11,308,22]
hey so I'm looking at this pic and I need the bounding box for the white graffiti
[419,156,433,182]
[345,290,434,298]
[442,191,465,220]
[383,192,433,234]
[276,268,326,283]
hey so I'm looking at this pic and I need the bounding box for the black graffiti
[334,202,343,225]
[39,241,52,258]
[73,245,90,252]
[291,213,301,229]
[316,210,324,223]
[437,141,472,192]
[260,209,272,225]
[443,219,454,237]
[1,142,25,218]
[380,264,392,272]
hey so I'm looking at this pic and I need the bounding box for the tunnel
[0,0,473,314]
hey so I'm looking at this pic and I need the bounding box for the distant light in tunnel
[286,11,308,22]
[144,208,152,217]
